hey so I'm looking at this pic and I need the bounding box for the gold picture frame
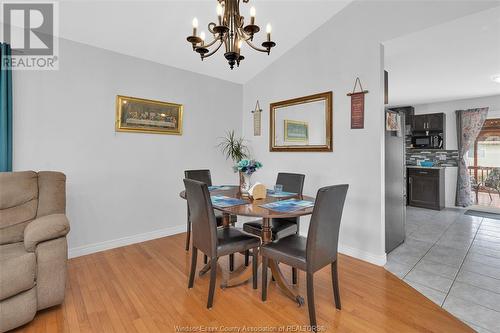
[284,120,309,142]
[270,91,332,152]
[115,95,183,135]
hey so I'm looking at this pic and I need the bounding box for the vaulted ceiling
[6,0,499,104]
[57,0,352,84]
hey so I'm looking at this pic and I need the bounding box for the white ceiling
[56,0,352,84]
[384,5,500,106]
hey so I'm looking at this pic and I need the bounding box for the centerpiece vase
[239,172,252,196]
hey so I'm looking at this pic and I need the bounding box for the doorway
[467,118,500,210]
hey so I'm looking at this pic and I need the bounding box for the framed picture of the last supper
[115,95,183,135]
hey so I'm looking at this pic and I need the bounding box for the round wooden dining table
[180,186,315,306]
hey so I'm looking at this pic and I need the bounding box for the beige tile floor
[385,207,500,332]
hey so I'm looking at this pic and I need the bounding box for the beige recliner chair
[0,171,70,332]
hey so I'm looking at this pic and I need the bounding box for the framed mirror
[270,91,332,152]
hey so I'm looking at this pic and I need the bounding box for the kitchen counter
[407,165,445,170]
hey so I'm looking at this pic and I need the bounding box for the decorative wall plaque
[252,100,262,136]
[347,77,369,129]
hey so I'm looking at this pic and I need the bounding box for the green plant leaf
[217,130,249,163]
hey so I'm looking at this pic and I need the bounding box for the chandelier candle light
[186,0,276,69]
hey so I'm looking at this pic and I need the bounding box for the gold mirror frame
[270,91,333,152]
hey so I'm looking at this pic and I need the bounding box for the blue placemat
[211,195,248,208]
[266,189,297,198]
[260,199,314,212]
[208,185,233,192]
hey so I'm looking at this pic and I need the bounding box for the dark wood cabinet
[407,168,445,210]
[413,115,427,131]
[426,113,444,131]
[412,113,445,132]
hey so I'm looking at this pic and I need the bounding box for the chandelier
[186,0,276,70]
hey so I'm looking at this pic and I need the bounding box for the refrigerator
[385,110,407,253]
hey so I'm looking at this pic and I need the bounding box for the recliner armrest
[24,214,70,252]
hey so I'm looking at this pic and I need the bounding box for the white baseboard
[68,224,185,258]
[69,225,387,266]
[338,243,387,266]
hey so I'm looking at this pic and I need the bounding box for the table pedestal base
[198,215,303,306]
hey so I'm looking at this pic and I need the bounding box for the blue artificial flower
[234,158,263,174]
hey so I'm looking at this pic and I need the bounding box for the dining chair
[261,184,348,330]
[184,178,260,308]
[184,169,237,270]
[243,172,305,283]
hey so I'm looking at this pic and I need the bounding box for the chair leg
[262,256,268,301]
[185,219,191,251]
[204,254,208,264]
[306,272,317,330]
[245,250,250,266]
[292,267,298,284]
[207,257,218,309]
[188,247,198,288]
[331,261,341,310]
[229,254,234,271]
[252,248,258,290]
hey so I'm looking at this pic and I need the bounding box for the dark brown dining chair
[184,169,237,270]
[261,184,348,330]
[243,172,305,283]
[184,178,260,308]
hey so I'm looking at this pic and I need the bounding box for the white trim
[338,243,387,266]
[68,225,185,258]
[68,225,387,266]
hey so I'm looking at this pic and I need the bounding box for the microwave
[412,135,443,149]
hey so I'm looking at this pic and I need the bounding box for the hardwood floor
[13,233,473,332]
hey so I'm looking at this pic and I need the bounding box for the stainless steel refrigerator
[385,110,406,253]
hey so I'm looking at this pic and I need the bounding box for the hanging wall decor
[115,95,183,135]
[252,100,262,136]
[347,77,369,129]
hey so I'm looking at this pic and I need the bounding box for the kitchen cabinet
[408,168,445,210]
[413,115,427,131]
[427,113,444,131]
[412,113,445,132]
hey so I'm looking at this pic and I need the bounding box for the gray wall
[13,38,243,256]
[241,0,495,265]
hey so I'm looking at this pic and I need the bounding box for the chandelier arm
[208,22,217,34]
[236,28,251,41]
[244,38,269,53]
[203,35,224,49]
[202,40,225,59]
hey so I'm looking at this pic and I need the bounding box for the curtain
[0,43,13,172]
[455,108,489,207]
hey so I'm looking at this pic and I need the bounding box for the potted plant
[217,130,249,162]
[218,130,262,194]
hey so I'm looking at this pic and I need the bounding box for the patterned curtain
[0,43,13,172]
[455,108,489,207]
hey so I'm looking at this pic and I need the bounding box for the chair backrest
[306,184,348,272]
[0,171,66,245]
[276,173,305,194]
[183,178,218,257]
[184,169,213,186]
[485,168,500,189]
